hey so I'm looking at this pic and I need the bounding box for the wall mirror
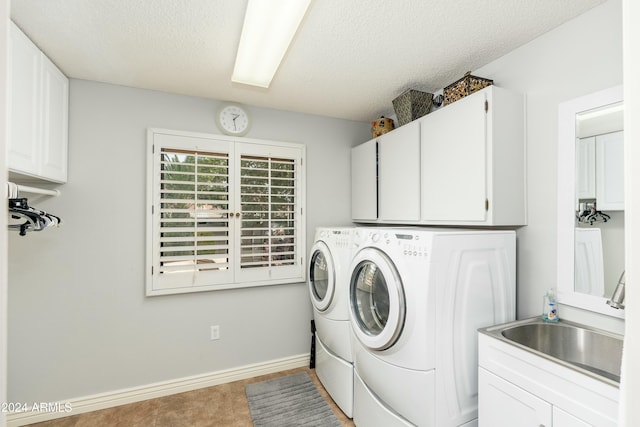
[557,85,625,319]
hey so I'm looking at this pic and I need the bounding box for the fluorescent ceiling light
[232,0,312,88]
[576,103,624,122]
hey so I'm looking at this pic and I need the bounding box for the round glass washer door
[349,247,405,350]
[308,241,335,311]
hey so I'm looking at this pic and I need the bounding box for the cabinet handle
[236,212,241,218]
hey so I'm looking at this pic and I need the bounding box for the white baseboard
[7,353,309,427]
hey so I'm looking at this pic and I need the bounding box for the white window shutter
[235,143,304,283]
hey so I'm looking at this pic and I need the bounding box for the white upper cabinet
[576,131,624,211]
[378,119,421,222]
[9,22,69,183]
[351,86,525,226]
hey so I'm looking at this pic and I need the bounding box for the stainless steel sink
[480,318,623,386]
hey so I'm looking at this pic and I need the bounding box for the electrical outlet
[210,325,220,341]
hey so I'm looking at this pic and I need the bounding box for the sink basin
[480,318,623,385]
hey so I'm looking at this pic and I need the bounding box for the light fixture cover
[232,0,312,88]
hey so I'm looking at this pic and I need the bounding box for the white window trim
[146,128,306,296]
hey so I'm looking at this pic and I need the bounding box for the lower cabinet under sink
[478,318,620,427]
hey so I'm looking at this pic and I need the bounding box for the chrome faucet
[607,270,625,310]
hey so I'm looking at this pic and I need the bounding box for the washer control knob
[371,232,380,243]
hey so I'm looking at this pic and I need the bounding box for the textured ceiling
[11,0,607,122]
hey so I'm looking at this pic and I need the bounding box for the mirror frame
[557,85,624,319]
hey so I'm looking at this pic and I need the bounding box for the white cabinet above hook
[8,22,69,184]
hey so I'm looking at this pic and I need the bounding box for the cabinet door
[351,139,378,221]
[595,131,624,210]
[553,407,591,427]
[8,22,41,176]
[421,90,487,222]
[479,368,552,427]
[39,55,69,182]
[576,136,596,202]
[378,120,421,221]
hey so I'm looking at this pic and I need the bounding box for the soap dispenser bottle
[542,288,559,323]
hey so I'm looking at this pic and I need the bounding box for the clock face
[217,104,250,136]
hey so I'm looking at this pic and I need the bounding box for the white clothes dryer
[308,227,355,417]
[349,227,515,427]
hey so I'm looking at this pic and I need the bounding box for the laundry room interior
[2,0,640,426]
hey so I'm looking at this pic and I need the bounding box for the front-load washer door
[308,241,335,311]
[349,247,405,350]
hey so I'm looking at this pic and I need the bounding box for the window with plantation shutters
[147,129,305,296]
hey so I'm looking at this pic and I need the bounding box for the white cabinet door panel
[351,139,378,221]
[479,368,551,427]
[576,136,596,202]
[553,407,591,427]
[421,91,487,221]
[8,22,41,176]
[595,131,624,210]
[378,120,421,221]
[40,55,69,182]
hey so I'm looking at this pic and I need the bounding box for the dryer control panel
[331,230,352,248]
[318,228,353,248]
[401,242,429,258]
[360,230,433,259]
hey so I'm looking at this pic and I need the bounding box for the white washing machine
[349,227,515,427]
[308,227,355,417]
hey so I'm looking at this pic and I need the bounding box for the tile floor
[25,367,355,427]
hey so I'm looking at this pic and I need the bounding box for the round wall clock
[216,103,251,136]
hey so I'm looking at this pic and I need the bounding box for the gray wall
[475,0,623,328]
[0,3,9,426]
[8,80,369,402]
[8,0,625,405]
